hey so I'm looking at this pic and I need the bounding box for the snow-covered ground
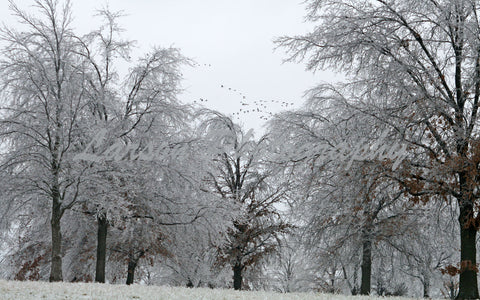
[0,280,418,300]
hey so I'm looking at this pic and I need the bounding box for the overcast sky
[1,0,340,135]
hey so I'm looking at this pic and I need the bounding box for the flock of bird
[191,61,297,121]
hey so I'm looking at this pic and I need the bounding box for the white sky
[0,0,340,136]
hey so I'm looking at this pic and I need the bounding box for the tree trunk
[126,250,144,285]
[360,234,372,295]
[422,277,430,298]
[457,201,479,299]
[95,213,108,283]
[233,264,243,290]
[49,192,63,282]
[351,267,359,295]
[126,260,137,285]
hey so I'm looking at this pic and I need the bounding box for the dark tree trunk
[457,200,479,299]
[360,235,372,295]
[233,264,243,290]
[95,213,108,283]
[126,250,144,285]
[126,260,137,285]
[49,188,63,282]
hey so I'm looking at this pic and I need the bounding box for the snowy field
[0,280,418,300]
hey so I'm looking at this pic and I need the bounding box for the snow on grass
[0,280,418,300]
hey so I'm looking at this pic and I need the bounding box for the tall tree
[71,6,191,283]
[277,1,480,297]
[0,0,93,281]
[0,0,191,283]
[199,111,290,290]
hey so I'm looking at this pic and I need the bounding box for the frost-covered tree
[389,202,458,298]
[268,98,419,295]
[0,0,95,281]
[199,111,291,290]
[161,223,229,288]
[74,6,191,282]
[0,0,191,283]
[264,233,321,293]
[277,0,480,297]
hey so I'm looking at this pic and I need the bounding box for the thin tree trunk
[360,235,371,295]
[49,186,63,282]
[233,264,243,290]
[350,267,359,295]
[95,213,108,283]
[457,201,479,299]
